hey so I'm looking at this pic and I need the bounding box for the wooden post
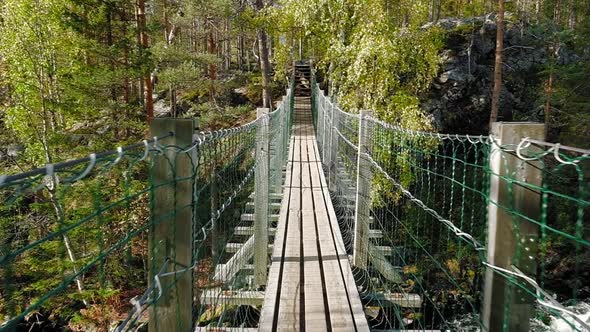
[315,87,323,151]
[274,98,285,194]
[353,110,373,268]
[285,88,292,156]
[254,108,270,287]
[322,96,330,163]
[284,91,290,160]
[483,122,545,332]
[328,101,339,192]
[149,118,195,332]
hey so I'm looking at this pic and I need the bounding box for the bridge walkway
[258,96,369,331]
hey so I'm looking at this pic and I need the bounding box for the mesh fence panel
[313,81,590,331]
[0,87,294,331]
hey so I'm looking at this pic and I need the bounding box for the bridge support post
[483,122,545,332]
[353,110,373,268]
[149,118,195,332]
[322,96,331,164]
[274,98,286,194]
[328,101,339,192]
[320,93,327,159]
[254,108,270,287]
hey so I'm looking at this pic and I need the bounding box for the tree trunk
[137,0,153,121]
[257,29,272,108]
[544,71,554,126]
[254,0,271,108]
[268,32,273,60]
[106,5,117,101]
[121,9,131,106]
[37,112,87,304]
[434,0,441,22]
[490,0,505,128]
[568,0,577,28]
[246,39,251,71]
[544,41,559,127]
[557,0,562,22]
[49,191,86,304]
[224,19,231,72]
[163,0,169,41]
[207,19,218,98]
[238,33,244,70]
[170,86,177,116]
[165,12,178,116]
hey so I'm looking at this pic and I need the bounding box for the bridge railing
[312,82,590,331]
[0,87,294,331]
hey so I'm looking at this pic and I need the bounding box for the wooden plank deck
[259,97,369,331]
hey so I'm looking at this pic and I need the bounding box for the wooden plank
[195,328,258,332]
[293,133,301,161]
[311,140,370,331]
[300,114,329,329]
[276,190,301,331]
[302,188,328,330]
[214,235,254,282]
[200,288,264,306]
[249,192,283,200]
[301,139,312,189]
[307,137,319,162]
[310,139,328,188]
[309,142,357,330]
[311,189,356,331]
[258,137,295,331]
[276,149,302,330]
[225,242,272,254]
[368,244,404,283]
[234,226,277,236]
[370,330,441,332]
[276,97,306,331]
[240,214,279,222]
[365,292,422,308]
[246,201,282,210]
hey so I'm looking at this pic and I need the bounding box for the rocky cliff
[421,14,578,135]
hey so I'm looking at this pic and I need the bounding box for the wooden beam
[364,292,422,308]
[200,288,264,306]
[234,226,277,236]
[149,119,195,332]
[226,242,273,254]
[254,108,270,287]
[214,235,254,283]
[368,244,403,283]
[483,122,545,332]
[240,213,279,222]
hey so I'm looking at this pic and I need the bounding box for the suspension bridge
[0,61,589,332]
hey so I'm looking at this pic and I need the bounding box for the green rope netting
[312,79,589,331]
[0,86,294,331]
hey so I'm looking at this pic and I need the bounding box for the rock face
[421,14,577,135]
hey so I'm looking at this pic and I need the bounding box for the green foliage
[274,0,443,131]
[523,9,590,146]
